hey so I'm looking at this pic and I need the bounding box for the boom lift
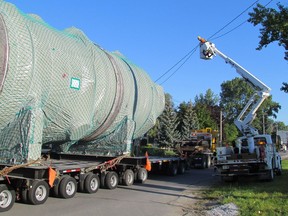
[197,37,282,181]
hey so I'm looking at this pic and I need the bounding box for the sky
[5,0,288,125]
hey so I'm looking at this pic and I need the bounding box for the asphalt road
[2,168,217,216]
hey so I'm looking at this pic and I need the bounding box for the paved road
[2,168,218,216]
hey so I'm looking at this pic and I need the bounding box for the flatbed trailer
[0,152,189,212]
[148,156,187,176]
[0,152,148,212]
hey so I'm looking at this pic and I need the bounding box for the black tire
[178,163,186,174]
[59,176,77,199]
[78,173,89,193]
[221,176,237,182]
[105,171,119,190]
[51,177,61,197]
[137,168,148,183]
[122,169,134,186]
[206,156,211,168]
[267,169,274,181]
[84,173,100,193]
[276,168,282,176]
[168,163,178,176]
[21,188,28,204]
[27,180,49,205]
[0,184,15,212]
[201,158,207,169]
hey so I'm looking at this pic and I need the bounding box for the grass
[204,159,288,216]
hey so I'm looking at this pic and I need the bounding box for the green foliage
[248,3,288,61]
[194,89,220,107]
[177,101,199,139]
[223,123,239,144]
[220,78,254,124]
[194,89,220,130]
[280,82,288,93]
[205,160,288,216]
[276,121,288,131]
[220,78,281,134]
[147,119,159,143]
[158,93,180,148]
[249,3,288,93]
[140,146,177,156]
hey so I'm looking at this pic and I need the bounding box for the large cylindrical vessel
[0,1,164,164]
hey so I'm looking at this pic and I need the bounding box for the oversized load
[0,1,165,164]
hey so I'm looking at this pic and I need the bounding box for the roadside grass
[204,159,288,216]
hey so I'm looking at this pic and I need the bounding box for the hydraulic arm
[197,36,271,137]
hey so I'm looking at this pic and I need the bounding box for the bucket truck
[198,37,282,181]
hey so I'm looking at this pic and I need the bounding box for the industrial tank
[0,1,165,164]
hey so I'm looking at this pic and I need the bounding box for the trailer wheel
[105,171,119,189]
[21,188,28,204]
[137,168,148,183]
[78,173,89,193]
[178,163,186,174]
[122,169,134,186]
[0,184,15,212]
[84,173,100,193]
[59,176,77,199]
[206,156,211,168]
[201,158,207,169]
[27,180,49,205]
[168,163,178,176]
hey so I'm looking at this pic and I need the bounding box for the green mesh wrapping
[0,1,164,164]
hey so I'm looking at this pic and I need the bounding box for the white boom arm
[198,36,271,137]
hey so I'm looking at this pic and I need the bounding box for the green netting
[0,1,164,164]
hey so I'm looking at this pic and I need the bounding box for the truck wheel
[59,176,77,199]
[27,180,49,205]
[105,171,119,189]
[137,168,148,183]
[201,159,207,169]
[0,184,15,212]
[168,163,178,176]
[21,188,28,204]
[221,176,236,182]
[122,169,134,186]
[206,156,211,168]
[267,169,274,181]
[178,163,186,174]
[84,173,100,193]
[78,173,90,193]
[276,168,282,176]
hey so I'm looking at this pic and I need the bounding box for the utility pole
[262,113,265,134]
[220,110,223,146]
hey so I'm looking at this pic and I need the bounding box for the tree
[248,3,288,60]
[248,3,288,92]
[220,77,281,134]
[158,93,180,148]
[177,101,199,139]
[194,89,220,107]
[220,78,254,123]
[147,119,159,144]
[280,82,288,93]
[275,121,288,131]
[194,89,220,130]
[223,123,238,144]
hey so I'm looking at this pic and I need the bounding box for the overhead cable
[155,0,270,85]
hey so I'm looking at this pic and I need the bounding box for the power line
[154,48,196,83]
[155,0,269,85]
[159,46,198,85]
[210,0,275,41]
[208,0,260,41]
